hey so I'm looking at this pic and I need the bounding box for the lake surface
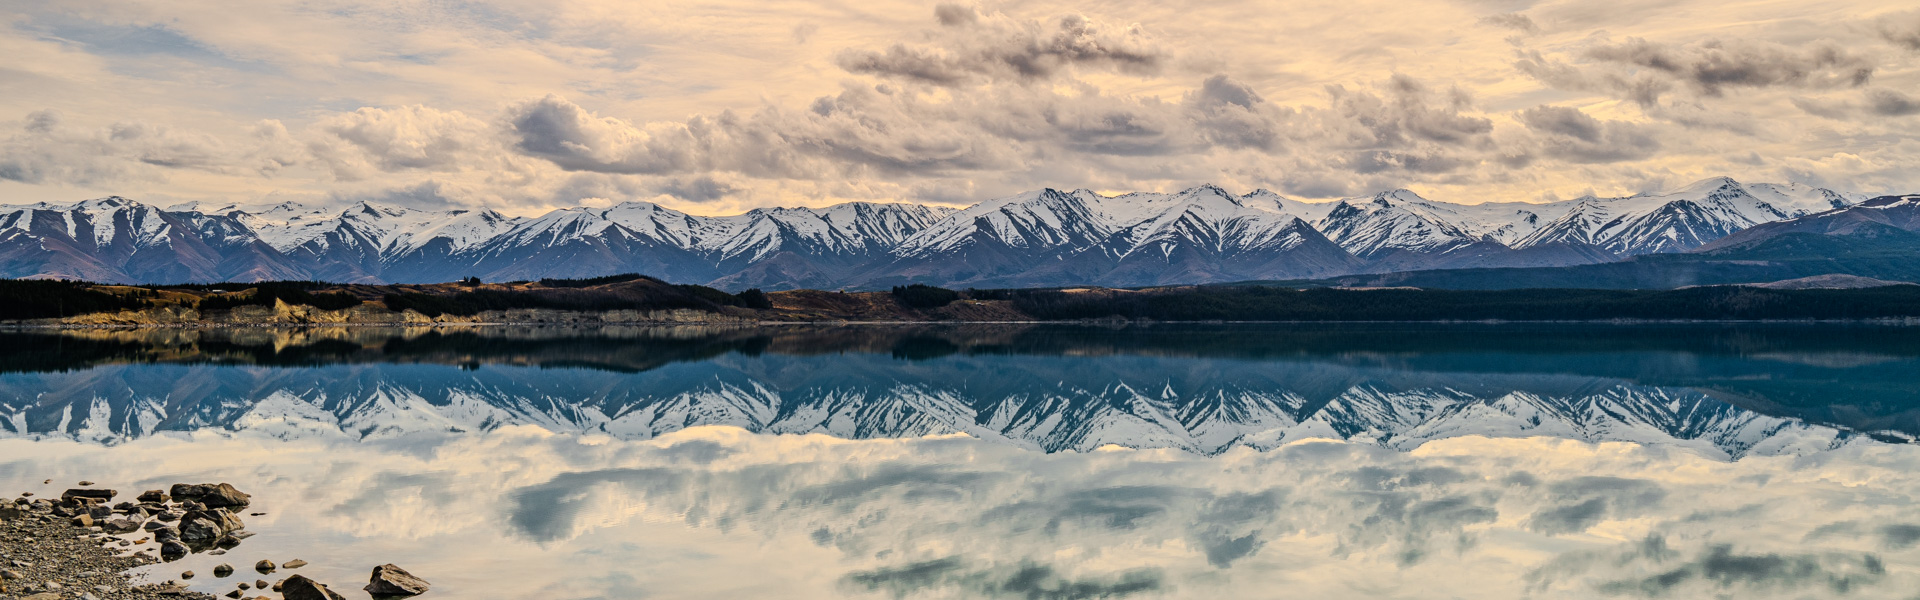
[3,323,1920,598]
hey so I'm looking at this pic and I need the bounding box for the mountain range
[0,177,1893,289]
[0,346,1871,460]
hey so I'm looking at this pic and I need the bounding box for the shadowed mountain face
[3,324,1916,458]
[1305,194,1920,289]
[0,178,1880,289]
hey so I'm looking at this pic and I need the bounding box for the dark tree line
[999,285,1920,321]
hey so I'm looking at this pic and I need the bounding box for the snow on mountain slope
[1314,190,1485,258]
[389,208,521,255]
[3,176,1868,287]
[1513,177,1859,255]
[891,188,1117,258]
[1,362,1868,460]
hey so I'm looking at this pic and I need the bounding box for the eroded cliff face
[29,299,756,327]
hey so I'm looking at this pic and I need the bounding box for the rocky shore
[2,484,427,600]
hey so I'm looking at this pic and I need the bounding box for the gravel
[3,501,216,600]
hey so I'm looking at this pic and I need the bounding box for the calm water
[3,324,1919,598]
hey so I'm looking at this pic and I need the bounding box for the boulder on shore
[365,563,431,596]
[169,483,251,508]
[60,489,116,502]
[281,574,348,600]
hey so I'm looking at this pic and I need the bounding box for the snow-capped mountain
[1513,177,1860,255]
[0,349,1871,460]
[0,177,1872,288]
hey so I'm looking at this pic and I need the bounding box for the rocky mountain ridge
[0,177,1869,289]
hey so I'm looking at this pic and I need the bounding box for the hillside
[7,276,1920,325]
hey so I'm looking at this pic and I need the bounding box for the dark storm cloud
[836,6,1165,87]
[1518,105,1661,163]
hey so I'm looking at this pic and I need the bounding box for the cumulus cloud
[1792,88,1920,121]
[1518,105,1662,163]
[0,109,234,186]
[304,105,510,181]
[1480,13,1541,34]
[1878,11,1920,51]
[1519,38,1876,106]
[835,5,1164,87]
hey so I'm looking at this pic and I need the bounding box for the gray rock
[364,564,431,596]
[101,517,142,534]
[180,509,245,542]
[160,540,189,557]
[283,559,308,569]
[60,489,115,502]
[170,483,251,508]
[281,574,348,600]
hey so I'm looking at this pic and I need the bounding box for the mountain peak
[1669,176,1743,196]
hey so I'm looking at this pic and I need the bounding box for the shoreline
[3,484,418,600]
[5,317,1920,330]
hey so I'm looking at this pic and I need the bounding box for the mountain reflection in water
[2,324,1917,456]
[3,324,1920,599]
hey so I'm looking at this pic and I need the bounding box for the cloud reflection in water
[4,427,1918,599]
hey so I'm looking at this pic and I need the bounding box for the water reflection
[2,324,1918,456]
[3,324,1918,598]
[3,429,1917,598]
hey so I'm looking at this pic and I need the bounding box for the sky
[1,0,1918,216]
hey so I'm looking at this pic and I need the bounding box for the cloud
[652,175,741,203]
[1526,476,1667,534]
[841,559,1163,599]
[304,105,504,181]
[0,109,233,186]
[1879,523,1920,549]
[1866,89,1920,117]
[329,180,463,210]
[835,6,1165,87]
[1878,11,1920,51]
[503,91,1024,180]
[1480,13,1541,34]
[1595,545,1887,596]
[1519,38,1876,106]
[1518,105,1662,163]
[1791,88,1920,120]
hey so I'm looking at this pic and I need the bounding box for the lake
[3,323,1919,599]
